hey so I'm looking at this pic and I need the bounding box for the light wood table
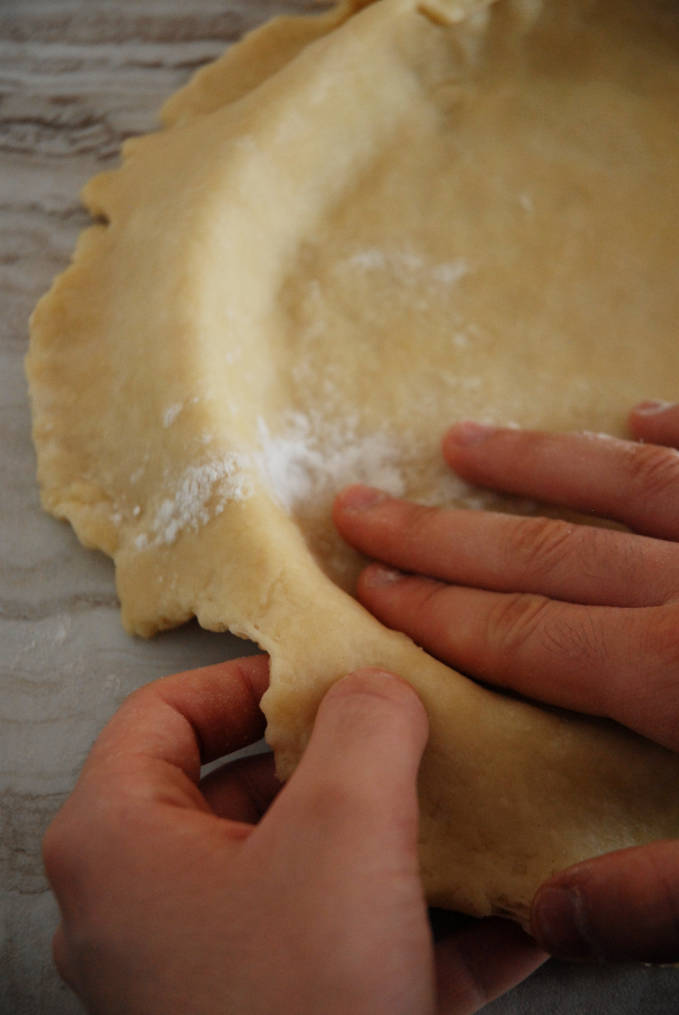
[3,2,678,1011]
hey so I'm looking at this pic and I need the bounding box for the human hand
[333,400,679,965]
[43,656,544,1015]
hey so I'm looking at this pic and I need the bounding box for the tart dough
[27,0,679,925]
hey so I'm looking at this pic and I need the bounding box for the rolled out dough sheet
[27,0,679,923]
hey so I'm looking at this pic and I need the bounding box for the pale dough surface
[27,0,679,923]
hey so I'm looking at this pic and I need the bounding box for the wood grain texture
[1,5,312,1012]
[2,2,678,1012]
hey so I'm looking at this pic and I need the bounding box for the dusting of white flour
[134,404,499,552]
[254,412,406,513]
[137,453,253,548]
[347,248,470,288]
[162,403,183,428]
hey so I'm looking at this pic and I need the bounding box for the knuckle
[624,443,679,502]
[510,517,577,580]
[411,579,450,631]
[486,592,552,656]
[398,501,441,547]
[539,610,610,692]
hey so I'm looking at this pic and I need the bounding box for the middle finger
[334,489,679,608]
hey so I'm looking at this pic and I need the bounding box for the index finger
[85,654,270,790]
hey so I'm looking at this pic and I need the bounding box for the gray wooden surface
[2,2,678,1012]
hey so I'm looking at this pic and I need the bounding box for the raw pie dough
[27,0,679,925]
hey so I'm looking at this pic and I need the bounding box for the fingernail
[343,667,401,685]
[532,883,599,961]
[445,421,497,447]
[338,485,388,512]
[328,667,406,701]
[634,400,673,415]
[363,564,404,588]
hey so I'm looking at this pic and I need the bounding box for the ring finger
[333,490,679,608]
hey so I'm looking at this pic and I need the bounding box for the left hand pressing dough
[27,0,679,924]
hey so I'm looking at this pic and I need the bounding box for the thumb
[531,840,679,964]
[273,668,429,860]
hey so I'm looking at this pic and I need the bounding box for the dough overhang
[27,0,679,923]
